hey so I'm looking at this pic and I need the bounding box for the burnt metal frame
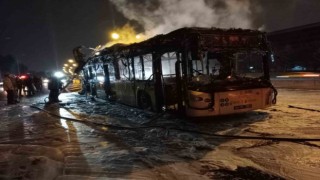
[78,27,271,113]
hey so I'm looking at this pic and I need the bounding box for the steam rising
[109,0,255,37]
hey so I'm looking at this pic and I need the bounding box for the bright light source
[72,63,78,67]
[276,76,289,78]
[20,75,27,79]
[303,74,320,77]
[68,59,74,63]
[54,71,65,78]
[97,76,105,82]
[43,78,49,83]
[136,34,141,39]
[271,54,275,62]
[95,52,100,55]
[61,79,67,86]
[64,64,69,67]
[111,32,120,40]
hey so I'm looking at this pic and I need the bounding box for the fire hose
[30,104,320,142]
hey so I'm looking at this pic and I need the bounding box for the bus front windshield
[191,50,267,83]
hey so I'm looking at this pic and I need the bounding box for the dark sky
[0,0,127,72]
[1,0,320,72]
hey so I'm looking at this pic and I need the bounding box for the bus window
[134,56,143,80]
[189,52,204,76]
[108,63,116,81]
[143,54,153,80]
[205,52,222,76]
[118,58,130,80]
[192,60,204,76]
[161,52,177,77]
[234,51,264,78]
[205,51,265,79]
[128,58,134,80]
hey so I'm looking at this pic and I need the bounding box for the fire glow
[105,24,145,47]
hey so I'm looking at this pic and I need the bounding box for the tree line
[0,54,28,75]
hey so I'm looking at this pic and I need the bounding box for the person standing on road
[48,75,62,103]
[3,73,15,105]
[26,74,35,96]
[16,76,23,97]
[9,74,19,103]
[33,75,43,92]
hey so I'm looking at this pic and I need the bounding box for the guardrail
[271,78,320,90]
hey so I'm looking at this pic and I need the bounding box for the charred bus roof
[98,27,269,58]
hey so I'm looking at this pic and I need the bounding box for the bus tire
[138,91,152,110]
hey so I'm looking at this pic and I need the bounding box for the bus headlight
[190,95,203,101]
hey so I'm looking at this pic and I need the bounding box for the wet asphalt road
[0,88,320,179]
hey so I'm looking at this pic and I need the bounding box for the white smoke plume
[109,0,255,37]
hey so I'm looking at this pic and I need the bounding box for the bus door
[161,52,180,110]
[135,54,155,110]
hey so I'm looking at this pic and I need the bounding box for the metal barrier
[271,78,320,89]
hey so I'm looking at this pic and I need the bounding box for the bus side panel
[135,80,157,110]
[112,81,136,106]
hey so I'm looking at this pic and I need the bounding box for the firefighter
[25,74,35,96]
[16,76,23,97]
[9,74,19,103]
[3,73,15,105]
[47,75,62,103]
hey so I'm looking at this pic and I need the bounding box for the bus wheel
[138,91,152,110]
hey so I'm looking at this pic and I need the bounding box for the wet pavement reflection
[0,90,319,179]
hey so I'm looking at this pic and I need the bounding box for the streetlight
[111,32,120,40]
[54,71,65,78]
[62,59,77,76]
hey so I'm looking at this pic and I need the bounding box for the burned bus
[78,27,277,117]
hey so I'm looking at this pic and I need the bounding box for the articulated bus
[78,27,277,117]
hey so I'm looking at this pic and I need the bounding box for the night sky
[1,0,320,72]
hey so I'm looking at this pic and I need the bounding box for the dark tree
[0,54,28,75]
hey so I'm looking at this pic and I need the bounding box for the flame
[105,24,146,47]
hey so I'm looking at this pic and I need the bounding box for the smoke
[109,0,257,37]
